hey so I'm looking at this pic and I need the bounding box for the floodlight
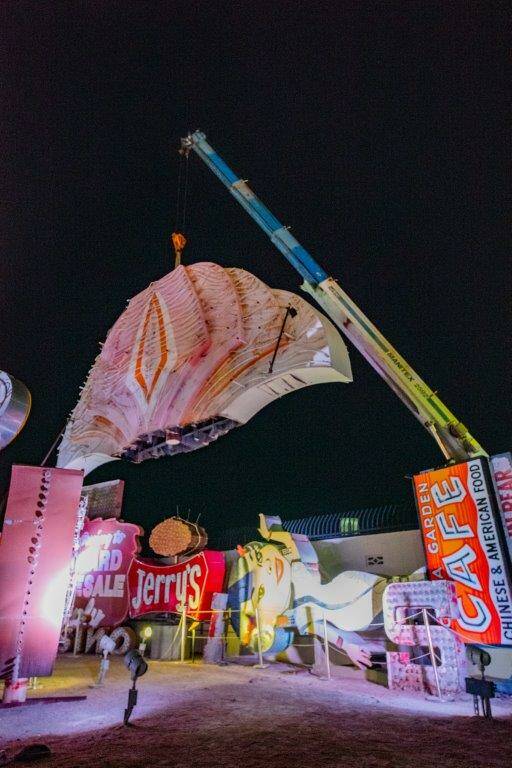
[138,625,152,657]
[99,634,116,655]
[90,634,117,688]
[470,648,491,670]
[124,649,148,680]
[123,649,148,726]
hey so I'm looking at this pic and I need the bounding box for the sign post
[73,610,84,655]
[254,608,268,669]
[203,593,228,664]
[421,608,442,699]
[180,603,187,663]
[322,611,331,680]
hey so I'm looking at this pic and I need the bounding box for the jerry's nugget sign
[128,551,225,619]
[74,518,225,626]
[414,458,512,645]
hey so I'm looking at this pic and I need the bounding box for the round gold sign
[149,517,207,557]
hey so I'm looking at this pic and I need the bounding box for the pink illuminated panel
[0,465,83,679]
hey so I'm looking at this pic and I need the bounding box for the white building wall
[312,529,426,579]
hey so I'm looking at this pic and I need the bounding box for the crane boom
[181,130,487,462]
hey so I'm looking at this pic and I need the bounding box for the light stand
[466,649,495,718]
[124,679,139,727]
[91,635,116,688]
[123,649,148,726]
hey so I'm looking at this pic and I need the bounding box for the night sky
[1,3,510,538]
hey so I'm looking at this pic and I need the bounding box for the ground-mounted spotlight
[138,625,152,657]
[466,648,495,718]
[91,634,116,688]
[123,649,148,725]
[100,634,117,654]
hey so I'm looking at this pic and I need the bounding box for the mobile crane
[181,130,486,463]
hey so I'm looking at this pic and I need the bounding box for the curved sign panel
[0,371,31,450]
[57,262,351,474]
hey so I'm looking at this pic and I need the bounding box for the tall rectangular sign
[414,458,512,645]
[490,452,512,562]
[0,465,84,679]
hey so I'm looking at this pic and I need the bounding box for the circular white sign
[0,371,13,418]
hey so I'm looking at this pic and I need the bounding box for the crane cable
[172,148,190,268]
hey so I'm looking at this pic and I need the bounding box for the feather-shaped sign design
[58,263,351,474]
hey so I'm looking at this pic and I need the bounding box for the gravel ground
[1,655,511,768]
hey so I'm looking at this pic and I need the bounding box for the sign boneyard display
[71,516,225,632]
[224,514,470,697]
[414,458,512,645]
[63,509,469,699]
[227,514,426,669]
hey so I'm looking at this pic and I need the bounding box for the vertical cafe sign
[414,458,512,645]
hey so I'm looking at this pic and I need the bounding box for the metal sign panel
[490,452,512,562]
[384,581,466,697]
[80,479,125,520]
[414,458,512,645]
[0,465,83,679]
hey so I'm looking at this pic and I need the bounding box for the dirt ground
[1,655,511,768]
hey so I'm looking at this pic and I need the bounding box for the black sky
[1,2,510,536]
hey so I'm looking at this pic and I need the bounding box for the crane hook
[171,231,187,268]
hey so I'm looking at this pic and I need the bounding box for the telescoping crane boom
[181,131,487,463]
